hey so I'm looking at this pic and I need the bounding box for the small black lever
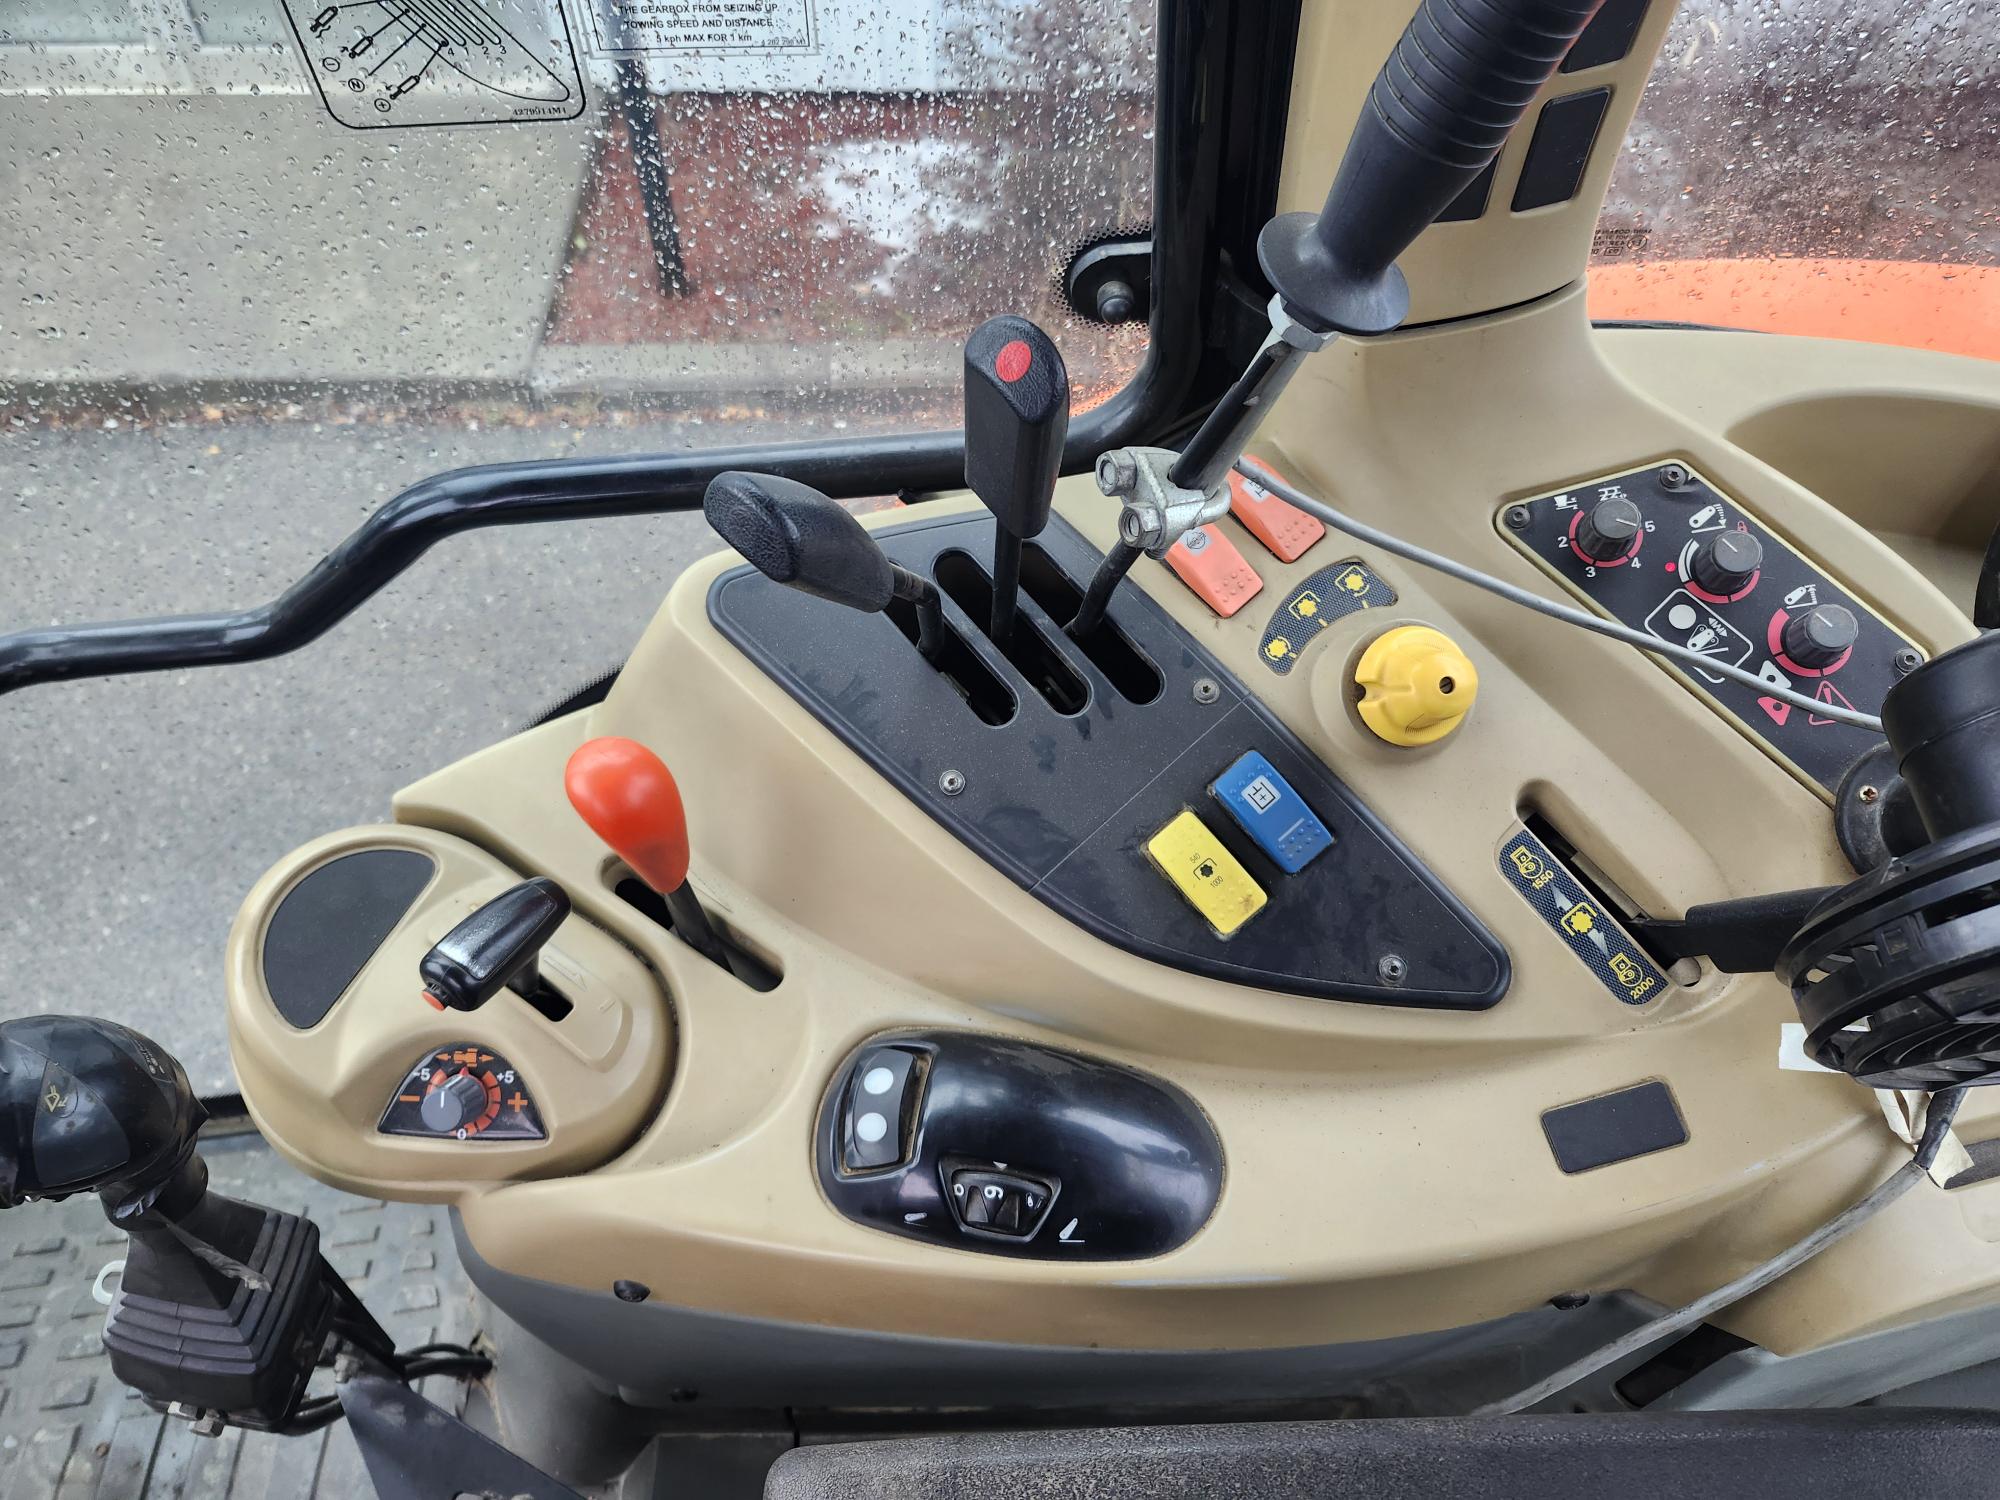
[704,470,946,660]
[963,316,1069,644]
[420,877,571,1013]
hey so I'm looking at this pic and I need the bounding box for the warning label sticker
[588,0,818,55]
[1498,828,1668,1007]
[1255,559,1396,676]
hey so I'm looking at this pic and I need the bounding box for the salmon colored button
[1165,525,1264,618]
[1229,459,1325,563]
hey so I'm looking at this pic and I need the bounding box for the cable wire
[1237,464,1886,733]
[1474,1088,1965,1415]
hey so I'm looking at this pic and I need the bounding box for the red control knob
[564,736,731,969]
[564,737,691,894]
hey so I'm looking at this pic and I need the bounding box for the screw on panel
[1192,677,1221,705]
[1550,1291,1591,1311]
[1377,954,1408,985]
[1504,505,1533,531]
[614,1279,651,1303]
[1894,647,1924,676]
[1858,784,1882,805]
[1660,463,1694,491]
[938,768,967,796]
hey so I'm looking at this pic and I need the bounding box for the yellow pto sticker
[1499,828,1667,1006]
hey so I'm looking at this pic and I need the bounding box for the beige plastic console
[222,0,2000,1368]
[227,823,672,1201]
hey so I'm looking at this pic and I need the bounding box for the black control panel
[1501,462,1920,794]
[710,511,1509,1009]
[816,1032,1222,1261]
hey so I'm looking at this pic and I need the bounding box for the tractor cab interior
[5,0,2000,1496]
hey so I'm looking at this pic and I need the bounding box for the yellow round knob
[1354,626,1478,747]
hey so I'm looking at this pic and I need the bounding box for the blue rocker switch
[1209,751,1335,875]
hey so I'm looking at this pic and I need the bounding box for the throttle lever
[419,876,571,1013]
[565,735,735,972]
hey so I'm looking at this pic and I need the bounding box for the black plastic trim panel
[1541,1080,1687,1174]
[262,849,437,1029]
[1512,88,1613,211]
[1562,0,1651,72]
[708,511,1510,1009]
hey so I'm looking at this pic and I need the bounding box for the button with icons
[839,1045,924,1173]
[1209,750,1335,874]
[1164,525,1264,617]
[943,1159,1058,1241]
[1144,810,1267,937]
[1228,459,1325,562]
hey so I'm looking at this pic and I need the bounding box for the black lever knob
[1783,604,1859,670]
[1688,530,1763,595]
[0,1016,203,1213]
[1573,495,1642,564]
[705,471,945,659]
[420,877,570,1013]
[963,316,1069,643]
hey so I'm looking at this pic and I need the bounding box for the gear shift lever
[963,316,1068,645]
[704,470,947,661]
[565,735,734,971]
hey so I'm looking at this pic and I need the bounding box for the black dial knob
[1573,497,1642,563]
[420,1072,488,1135]
[1783,604,1859,668]
[1689,530,1763,595]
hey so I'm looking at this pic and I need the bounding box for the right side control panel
[1500,461,1924,795]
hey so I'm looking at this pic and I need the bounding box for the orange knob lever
[564,737,730,969]
[564,736,691,894]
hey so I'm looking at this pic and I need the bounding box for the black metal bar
[1166,336,1297,494]
[1067,536,1142,641]
[990,529,1023,643]
[0,0,1289,699]
[615,58,690,298]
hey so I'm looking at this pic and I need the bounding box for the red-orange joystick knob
[565,736,728,967]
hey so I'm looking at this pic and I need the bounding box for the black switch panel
[816,1032,1222,1261]
[1500,462,1921,795]
[944,1159,1057,1241]
[835,1045,926,1173]
[710,510,1508,1010]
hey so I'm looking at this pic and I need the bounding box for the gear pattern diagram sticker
[284,0,586,129]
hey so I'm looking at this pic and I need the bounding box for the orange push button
[1165,525,1263,617]
[1229,459,1324,563]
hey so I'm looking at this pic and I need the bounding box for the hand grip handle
[963,315,1069,543]
[704,470,896,614]
[1259,0,1604,335]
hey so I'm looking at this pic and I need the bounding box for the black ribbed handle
[1259,0,1605,336]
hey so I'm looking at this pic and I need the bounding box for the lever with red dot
[564,736,733,971]
[964,316,1069,646]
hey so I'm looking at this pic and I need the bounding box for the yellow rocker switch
[1145,810,1268,937]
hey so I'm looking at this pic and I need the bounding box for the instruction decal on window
[586,0,818,56]
[283,0,587,129]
